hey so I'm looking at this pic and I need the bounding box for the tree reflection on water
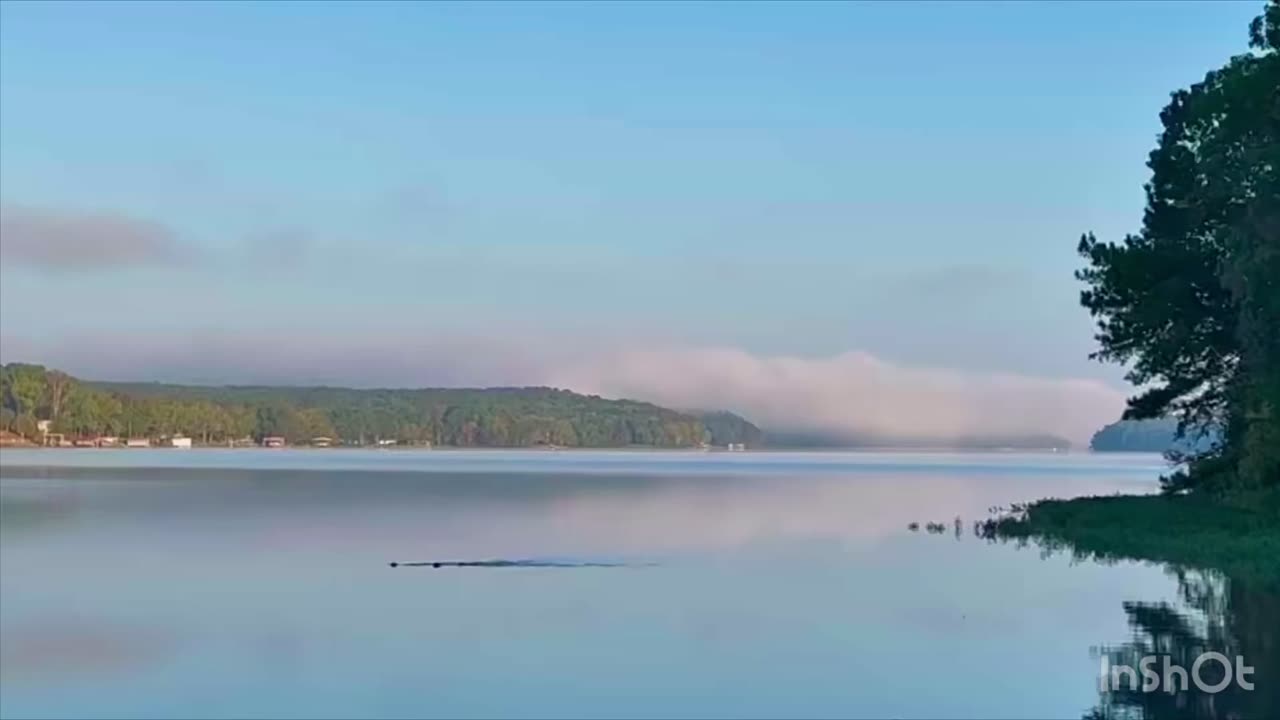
[976,522,1278,719]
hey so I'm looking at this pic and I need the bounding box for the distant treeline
[0,363,761,448]
[1089,418,1219,454]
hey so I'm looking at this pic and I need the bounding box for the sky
[0,1,1264,443]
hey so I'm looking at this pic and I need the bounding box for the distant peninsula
[0,363,761,449]
[1089,418,1218,454]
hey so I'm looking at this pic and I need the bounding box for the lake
[0,449,1260,718]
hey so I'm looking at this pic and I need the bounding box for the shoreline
[0,444,1155,455]
[980,491,1280,586]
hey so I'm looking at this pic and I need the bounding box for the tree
[43,370,73,423]
[13,412,38,440]
[55,386,94,436]
[2,364,48,418]
[296,407,336,441]
[1077,1,1279,494]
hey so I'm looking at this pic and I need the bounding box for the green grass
[981,491,1280,587]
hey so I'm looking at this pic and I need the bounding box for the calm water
[0,449,1254,718]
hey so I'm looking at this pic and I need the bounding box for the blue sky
[0,1,1264,437]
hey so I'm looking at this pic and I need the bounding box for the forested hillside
[0,363,760,448]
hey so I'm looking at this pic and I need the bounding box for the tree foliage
[1077,1,1279,493]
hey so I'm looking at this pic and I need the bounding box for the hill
[0,363,760,448]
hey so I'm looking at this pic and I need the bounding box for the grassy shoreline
[980,491,1280,586]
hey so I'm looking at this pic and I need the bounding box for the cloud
[0,205,185,271]
[1,330,1126,445]
[238,227,313,267]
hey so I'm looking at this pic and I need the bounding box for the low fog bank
[550,348,1125,448]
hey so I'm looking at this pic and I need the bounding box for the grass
[980,491,1280,587]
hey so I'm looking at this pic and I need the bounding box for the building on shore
[310,436,333,448]
[262,436,286,448]
[125,438,151,448]
[36,420,55,446]
[168,436,192,449]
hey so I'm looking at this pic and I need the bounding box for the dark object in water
[388,559,647,569]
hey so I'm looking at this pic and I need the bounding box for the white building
[169,436,193,449]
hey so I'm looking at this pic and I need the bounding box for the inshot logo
[1101,653,1255,694]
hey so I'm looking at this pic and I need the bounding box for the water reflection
[1085,571,1279,720]
[4,451,1226,719]
[0,459,1150,557]
[0,618,180,686]
[976,524,1279,719]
